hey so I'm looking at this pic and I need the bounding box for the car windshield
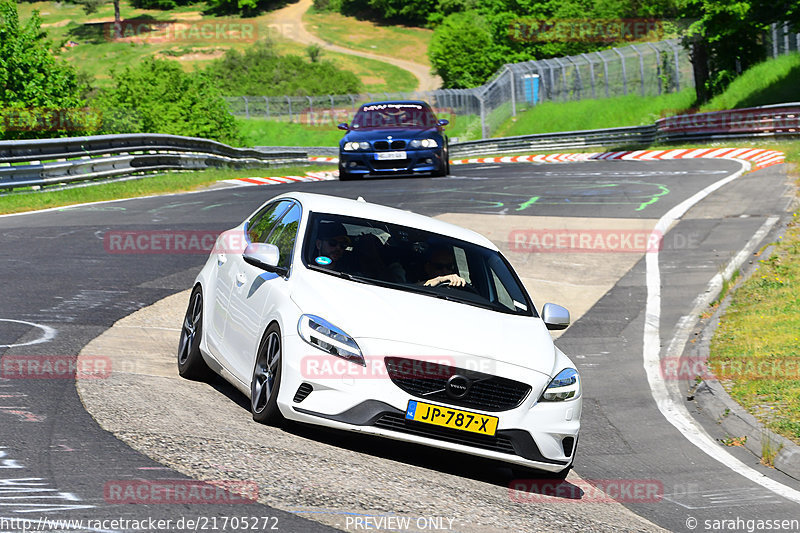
[302,213,534,316]
[350,103,437,130]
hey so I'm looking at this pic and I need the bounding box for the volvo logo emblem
[446,375,471,399]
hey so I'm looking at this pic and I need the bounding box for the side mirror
[437,119,449,127]
[243,243,287,275]
[337,123,349,131]
[542,303,570,330]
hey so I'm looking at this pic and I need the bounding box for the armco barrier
[0,134,306,190]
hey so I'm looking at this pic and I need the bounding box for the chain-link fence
[770,22,800,57]
[225,29,799,139]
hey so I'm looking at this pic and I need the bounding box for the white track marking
[0,319,56,348]
[643,160,800,504]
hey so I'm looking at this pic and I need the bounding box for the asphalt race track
[1,159,799,532]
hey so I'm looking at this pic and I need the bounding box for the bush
[92,58,241,145]
[205,41,362,96]
[0,1,90,139]
[429,11,500,89]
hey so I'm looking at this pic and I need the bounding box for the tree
[93,58,241,145]
[429,11,500,88]
[72,0,122,37]
[0,1,89,139]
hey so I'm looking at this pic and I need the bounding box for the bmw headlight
[409,139,438,149]
[298,314,365,366]
[540,368,580,402]
[343,142,370,151]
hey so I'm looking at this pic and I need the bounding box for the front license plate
[375,151,406,160]
[405,400,498,436]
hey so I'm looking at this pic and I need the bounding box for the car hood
[342,127,440,142]
[290,270,556,376]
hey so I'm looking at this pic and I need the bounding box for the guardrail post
[612,47,627,95]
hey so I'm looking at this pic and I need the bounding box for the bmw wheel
[251,323,284,424]
[177,286,211,380]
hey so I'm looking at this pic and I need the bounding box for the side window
[266,203,302,269]
[247,201,291,243]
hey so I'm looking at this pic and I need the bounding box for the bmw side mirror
[542,303,570,330]
[243,243,287,275]
[437,119,449,127]
[337,123,349,131]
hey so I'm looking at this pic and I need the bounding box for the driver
[421,245,466,287]
[314,221,350,268]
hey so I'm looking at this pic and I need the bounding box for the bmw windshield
[302,213,534,316]
[350,103,438,130]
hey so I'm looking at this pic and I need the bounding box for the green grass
[494,90,696,137]
[706,139,800,445]
[238,118,345,146]
[304,8,432,66]
[0,165,331,214]
[702,53,800,111]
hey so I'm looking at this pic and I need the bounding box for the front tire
[250,323,284,425]
[177,286,211,380]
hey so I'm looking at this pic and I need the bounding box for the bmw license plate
[405,400,498,436]
[375,151,406,160]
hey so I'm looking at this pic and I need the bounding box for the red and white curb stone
[451,147,785,171]
[222,170,338,186]
[222,147,784,186]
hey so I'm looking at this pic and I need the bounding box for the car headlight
[540,368,580,402]
[409,139,438,149]
[343,142,370,151]
[297,314,365,366]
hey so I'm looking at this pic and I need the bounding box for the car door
[210,200,291,365]
[224,201,302,383]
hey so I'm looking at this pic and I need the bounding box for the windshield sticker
[315,256,333,265]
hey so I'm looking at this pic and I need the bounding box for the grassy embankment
[19,0,416,92]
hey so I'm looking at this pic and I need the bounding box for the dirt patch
[42,19,71,28]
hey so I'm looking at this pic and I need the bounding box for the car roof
[268,192,498,251]
[358,100,432,108]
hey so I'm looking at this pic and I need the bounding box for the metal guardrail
[0,134,307,190]
[2,104,798,189]
[450,125,656,157]
[450,103,800,157]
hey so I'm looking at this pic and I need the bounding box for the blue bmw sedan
[337,101,450,181]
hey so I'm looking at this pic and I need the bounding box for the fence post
[646,42,662,95]
[668,40,681,92]
[565,56,581,100]
[242,96,250,119]
[784,22,790,55]
[772,23,778,58]
[612,47,627,95]
[598,51,610,98]
[287,96,292,122]
[630,44,645,96]
[581,53,596,99]
[479,93,487,139]
[509,66,516,117]
[350,94,356,113]
[553,57,568,100]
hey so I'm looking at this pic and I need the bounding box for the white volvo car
[178,192,581,475]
